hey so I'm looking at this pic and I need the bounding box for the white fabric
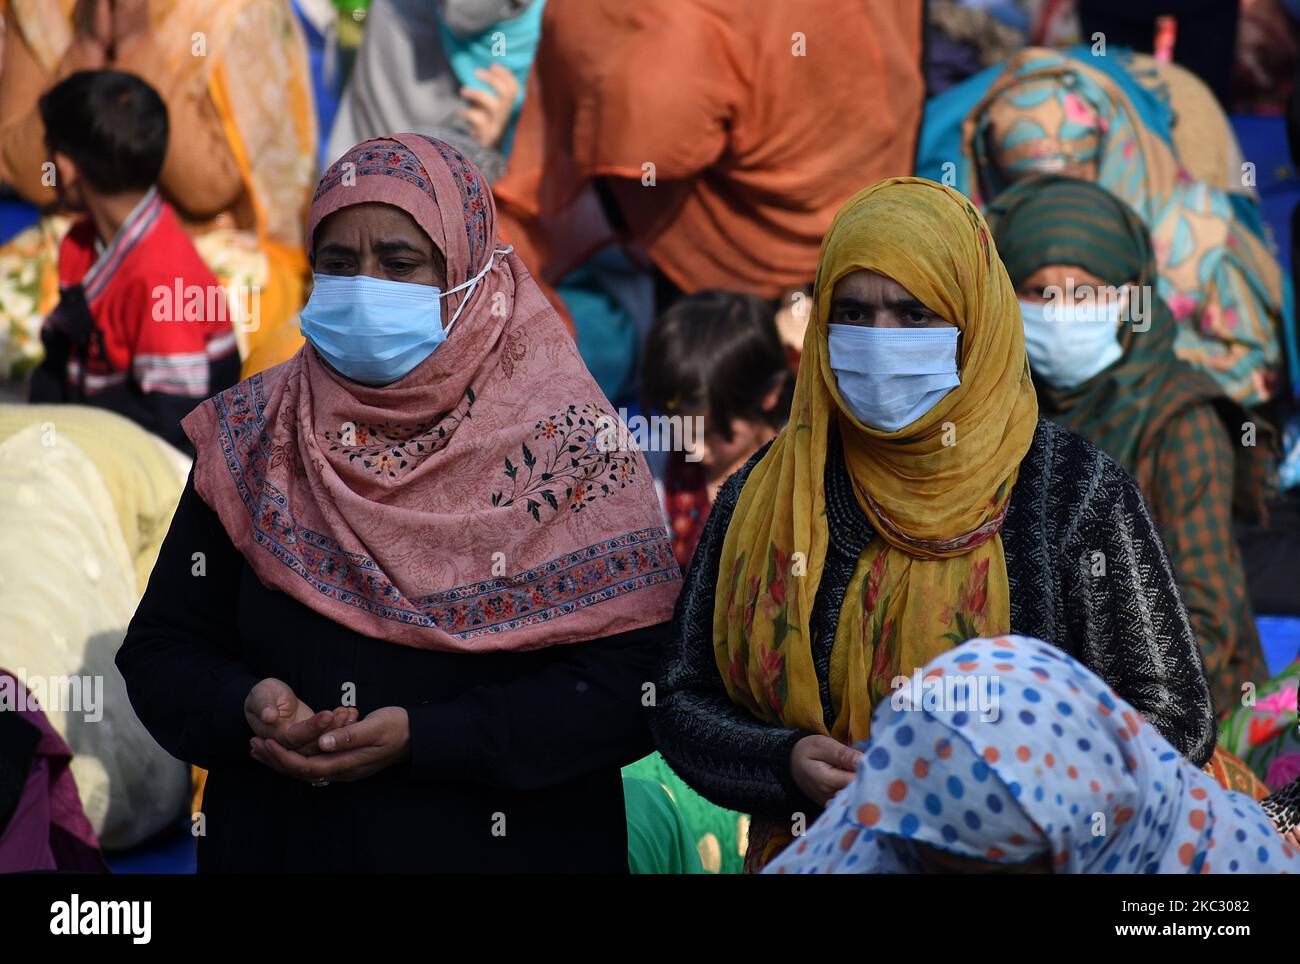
[0,425,189,850]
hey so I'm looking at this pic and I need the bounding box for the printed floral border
[212,375,678,638]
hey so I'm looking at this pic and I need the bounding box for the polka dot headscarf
[767,636,1300,874]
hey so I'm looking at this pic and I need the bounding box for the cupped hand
[249,706,410,784]
[244,677,357,758]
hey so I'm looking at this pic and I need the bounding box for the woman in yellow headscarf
[651,177,1218,872]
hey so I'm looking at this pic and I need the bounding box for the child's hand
[460,64,520,150]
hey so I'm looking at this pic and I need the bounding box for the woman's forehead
[316,203,430,243]
[831,269,914,302]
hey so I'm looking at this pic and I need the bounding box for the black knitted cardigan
[650,418,1217,821]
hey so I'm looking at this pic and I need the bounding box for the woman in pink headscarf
[116,134,681,872]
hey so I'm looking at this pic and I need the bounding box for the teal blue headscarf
[436,0,545,155]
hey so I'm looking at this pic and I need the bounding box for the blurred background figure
[0,0,317,383]
[0,405,192,858]
[1221,656,1300,795]
[621,774,705,874]
[1233,0,1299,114]
[494,0,926,399]
[1076,1,1240,106]
[621,290,795,874]
[918,45,1287,414]
[326,0,543,174]
[640,291,795,571]
[27,70,239,454]
[989,174,1272,714]
[917,38,1300,649]
[925,1,1030,96]
[0,670,107,872]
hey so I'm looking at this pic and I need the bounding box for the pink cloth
[183,134,680,651]
[0,671,107,873]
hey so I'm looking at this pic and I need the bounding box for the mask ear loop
[441,245,514,335]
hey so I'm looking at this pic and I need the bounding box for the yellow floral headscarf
[713,178,1038,754]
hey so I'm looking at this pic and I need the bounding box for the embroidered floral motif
[266,406,297,473]
[427,136,488,266]
[941,556,991,645]
[490,403,638,521]
[417,527,678,638]
[723,544,796,718]
[500,326,527,378]
[314,145,430,202]
[211,377,677,637]
[320,389,475,478]
[863,552,897,692]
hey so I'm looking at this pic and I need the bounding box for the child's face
[694,415,774,483]
[50,152,88,212]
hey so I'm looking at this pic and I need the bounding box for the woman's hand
[66,0,111,71]
[791,734,861,808]
[244,677,357,758]
[110,0,151,58]
[459,64,519,149]
[249,706,410,783]
[72,0,111,45]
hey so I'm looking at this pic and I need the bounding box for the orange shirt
[496,0,926,299]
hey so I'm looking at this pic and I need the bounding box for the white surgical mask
[1019,298,1123,390]
[827,324,961,433]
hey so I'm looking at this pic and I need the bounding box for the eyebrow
[832,296,934,313]
[315,242,357,258]
[372,240,428,257]
[315,240,428,258]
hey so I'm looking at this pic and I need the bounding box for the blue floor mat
[0,197,39,246]
[105,821,196,875]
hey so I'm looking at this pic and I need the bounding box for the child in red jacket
[29,70,239,453]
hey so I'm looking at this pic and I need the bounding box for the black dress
[117,474,664,872]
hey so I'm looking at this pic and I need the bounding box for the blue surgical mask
[1019,298,1123,390]
[827,324,961,433]
[300,245,511,386]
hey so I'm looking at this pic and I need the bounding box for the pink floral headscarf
[183,134,680,651]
